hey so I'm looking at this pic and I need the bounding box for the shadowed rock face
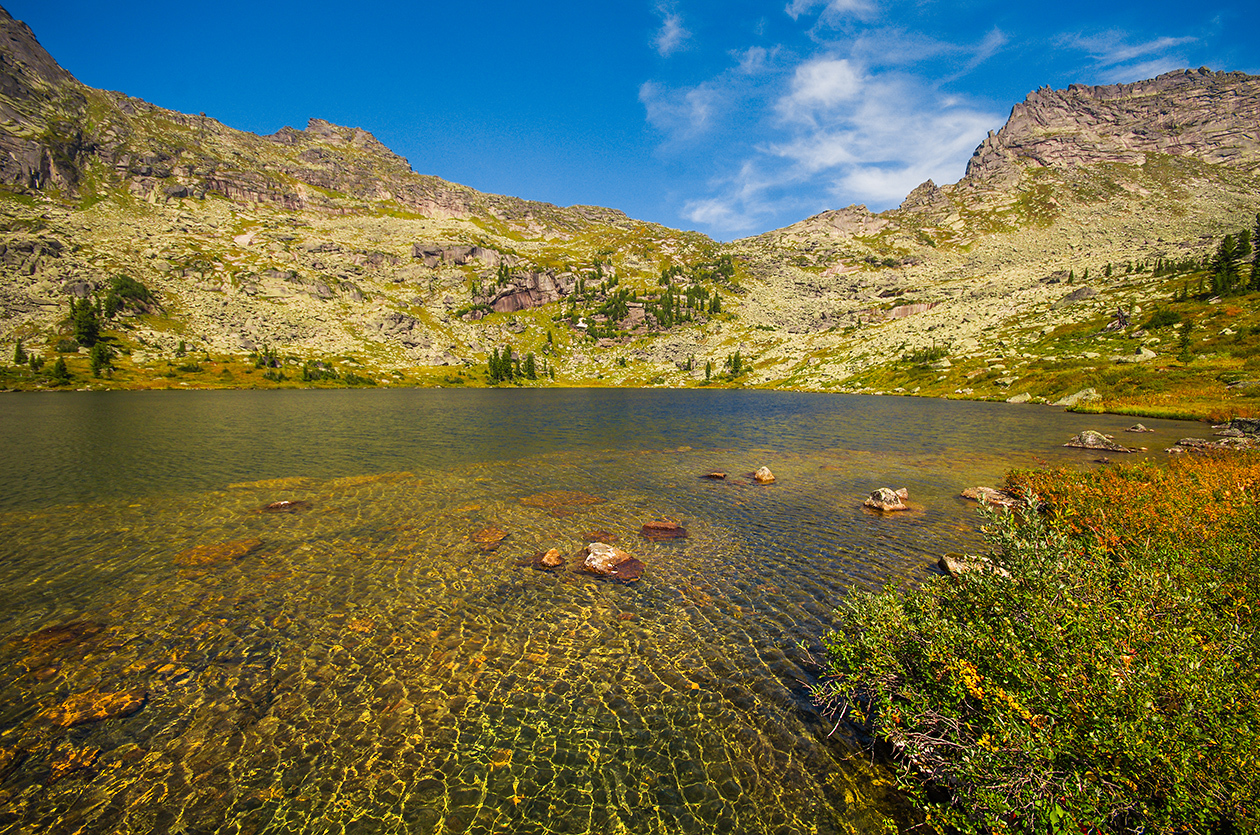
[965,69,1260,185]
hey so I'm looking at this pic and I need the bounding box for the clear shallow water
[0,390,1196,834]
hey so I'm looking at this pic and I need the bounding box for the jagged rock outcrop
[965,68,1260,185]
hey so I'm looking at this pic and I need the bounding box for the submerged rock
[702,472,727,480]
[864,487,910,512]
[753,467,776,484]
[48,746,100,783]
[582,542,645,581]
[640,520,688,541]
[471,526,508,551]
[42,689,147,727]
[1063,430,1133,452]
[582,529,617,543]
[174,537,263,567]
[520,490,606,518]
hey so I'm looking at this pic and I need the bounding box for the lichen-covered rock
[864,487,910,511]
[1063,430,1132,452]
[581,542,645,581]
[960,486,1021,508]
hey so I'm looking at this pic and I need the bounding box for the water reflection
[0,391,1196,833]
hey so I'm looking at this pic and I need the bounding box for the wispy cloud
[1061,31,1196,82]
[639,80,722,140]
[785,0,877,24]
[678,61,1000,236]
[653,7,691,57]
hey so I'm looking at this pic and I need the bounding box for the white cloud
[785,0,877,24]
[654,9,691,57]
[733,46,774,75]
[777,58,863,122]
[639,80,722,140]
[679,63,1001,236]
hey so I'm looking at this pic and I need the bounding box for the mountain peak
[964,68,1260,185]
[0,6,77,94]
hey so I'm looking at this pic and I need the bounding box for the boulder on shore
[960,486,1021,508]
[1063,430,1133,452]
[864,487,910,512]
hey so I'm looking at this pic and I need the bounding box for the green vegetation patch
[815,453,1260,833]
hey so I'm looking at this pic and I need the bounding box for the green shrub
[55,338,79,353]
[1144,308,1182,329]
[815,455,1260,833]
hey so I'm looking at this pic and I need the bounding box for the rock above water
[1126,423,1155,432]
[864,487,910,512]
[702,472,727,480]
[260,499,312,513]
[1166,436,1258,454]
[582,542,645,581]
[960,486,1021,508]
[640,520,688,541]
[753,467,775,484]
[1063,430,1133,452]
[938,553,1012,580]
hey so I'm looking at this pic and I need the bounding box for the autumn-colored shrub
[816,452,1260,833]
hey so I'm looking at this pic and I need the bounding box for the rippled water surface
[0,390,1195,834]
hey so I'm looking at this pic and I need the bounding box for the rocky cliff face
[965,69,1260,186]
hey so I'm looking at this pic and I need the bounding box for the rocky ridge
[1,4,1259,408]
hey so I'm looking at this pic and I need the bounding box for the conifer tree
[1251,213,1260,292]
[13,339,24,365]
[52,356,70,381]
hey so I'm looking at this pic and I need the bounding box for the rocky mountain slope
[1,4,1258,416]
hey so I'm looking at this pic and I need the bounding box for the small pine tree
[1104,263,1112,277]
[52,356,70,381]
[705,360,712,382]
[90,343,112,377]
[524,352,537,380]
[1082,267,1089,281]
[13,339,24,365]
[71,297,99,347]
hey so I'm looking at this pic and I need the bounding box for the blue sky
[8,0,1258,240]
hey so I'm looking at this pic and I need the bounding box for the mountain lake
[0,389,1195,834]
